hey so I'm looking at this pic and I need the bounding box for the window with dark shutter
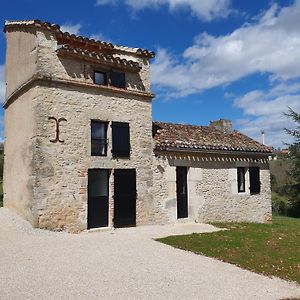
[112,122,130,158]
[91,121,108,156]
[111,71,126,89]
[237,167,246,193]
[249,167,260,194]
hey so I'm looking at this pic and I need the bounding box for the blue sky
[1,0,300,147]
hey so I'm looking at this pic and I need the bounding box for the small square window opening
[94,71,107,85]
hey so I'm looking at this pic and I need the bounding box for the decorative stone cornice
[57,45,141,72]
[3,75,155,109]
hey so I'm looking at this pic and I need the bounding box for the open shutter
[111,71,126,89]
[112,122,130,158]
[249,167,260,194]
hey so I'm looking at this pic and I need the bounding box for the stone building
[3,20,273,232]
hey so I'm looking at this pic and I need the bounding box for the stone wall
[31,83,154,232]
[5,28,37,97]
[3,87,37,225]
[4,26,155,232]
[35,30,151,94]
[152,152,272,224]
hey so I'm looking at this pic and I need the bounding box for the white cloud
[149,0,300,147]
[151,0,300,97]
[234,84,300,148]
[0,64,5,104]
[96,0,232,21]
[60,23,82,35]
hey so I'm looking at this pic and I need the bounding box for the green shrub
[272,192,290,215]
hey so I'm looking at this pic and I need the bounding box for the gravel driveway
[0,207,299,300]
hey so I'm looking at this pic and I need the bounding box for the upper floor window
[112,122,130,158]
[91,121,108,156]
[237,167,246,193]
[93,70,126,89]
[94,71,107,86]
[249,166,261,195]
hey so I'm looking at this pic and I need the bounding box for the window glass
[91,121,108,156]
[237,167,246,193]
[88,169,109,197]
[94,71,107,85]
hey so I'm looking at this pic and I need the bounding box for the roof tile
[4,20,155,58]
[57,45,141,71]
[153,121,272,154]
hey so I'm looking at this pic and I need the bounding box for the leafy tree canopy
[284,107,300,217]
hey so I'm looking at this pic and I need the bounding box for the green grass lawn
[157,216,300,284]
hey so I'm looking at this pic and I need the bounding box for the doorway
[87,169,109,229]
[114,169,136,227]
[176,166,188,219]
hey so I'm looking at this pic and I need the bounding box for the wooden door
[114,169,136,227]
[88,169,109,229]
[176,167,188,219]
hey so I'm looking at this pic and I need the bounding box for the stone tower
[3,20,155,232]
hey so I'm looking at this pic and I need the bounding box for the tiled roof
[153,121,272,154]
[113,45,155,58]
[57,45,141,72]
[4,20,155,58]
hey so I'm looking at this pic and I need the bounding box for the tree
[284,107,300,217]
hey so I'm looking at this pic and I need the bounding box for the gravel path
[0,207,299,300]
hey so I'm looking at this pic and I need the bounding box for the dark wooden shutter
[249,167,260,194]
[111,71,126,89]
[112,122,130,158]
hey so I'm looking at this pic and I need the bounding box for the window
[93,70,126,89]
[111,71,126,89]
[249,166,261,194]
[91,121,108,156]
[237,167,246,193]
[112,122,130,158]
[94,71,107,85]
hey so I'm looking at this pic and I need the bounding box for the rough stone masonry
[3,20,272,232]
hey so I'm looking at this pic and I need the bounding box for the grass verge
[157,216,300,284]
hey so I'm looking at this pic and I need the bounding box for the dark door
[88,169,109,229]
[114,169,136,228]
[176,167,188,219]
